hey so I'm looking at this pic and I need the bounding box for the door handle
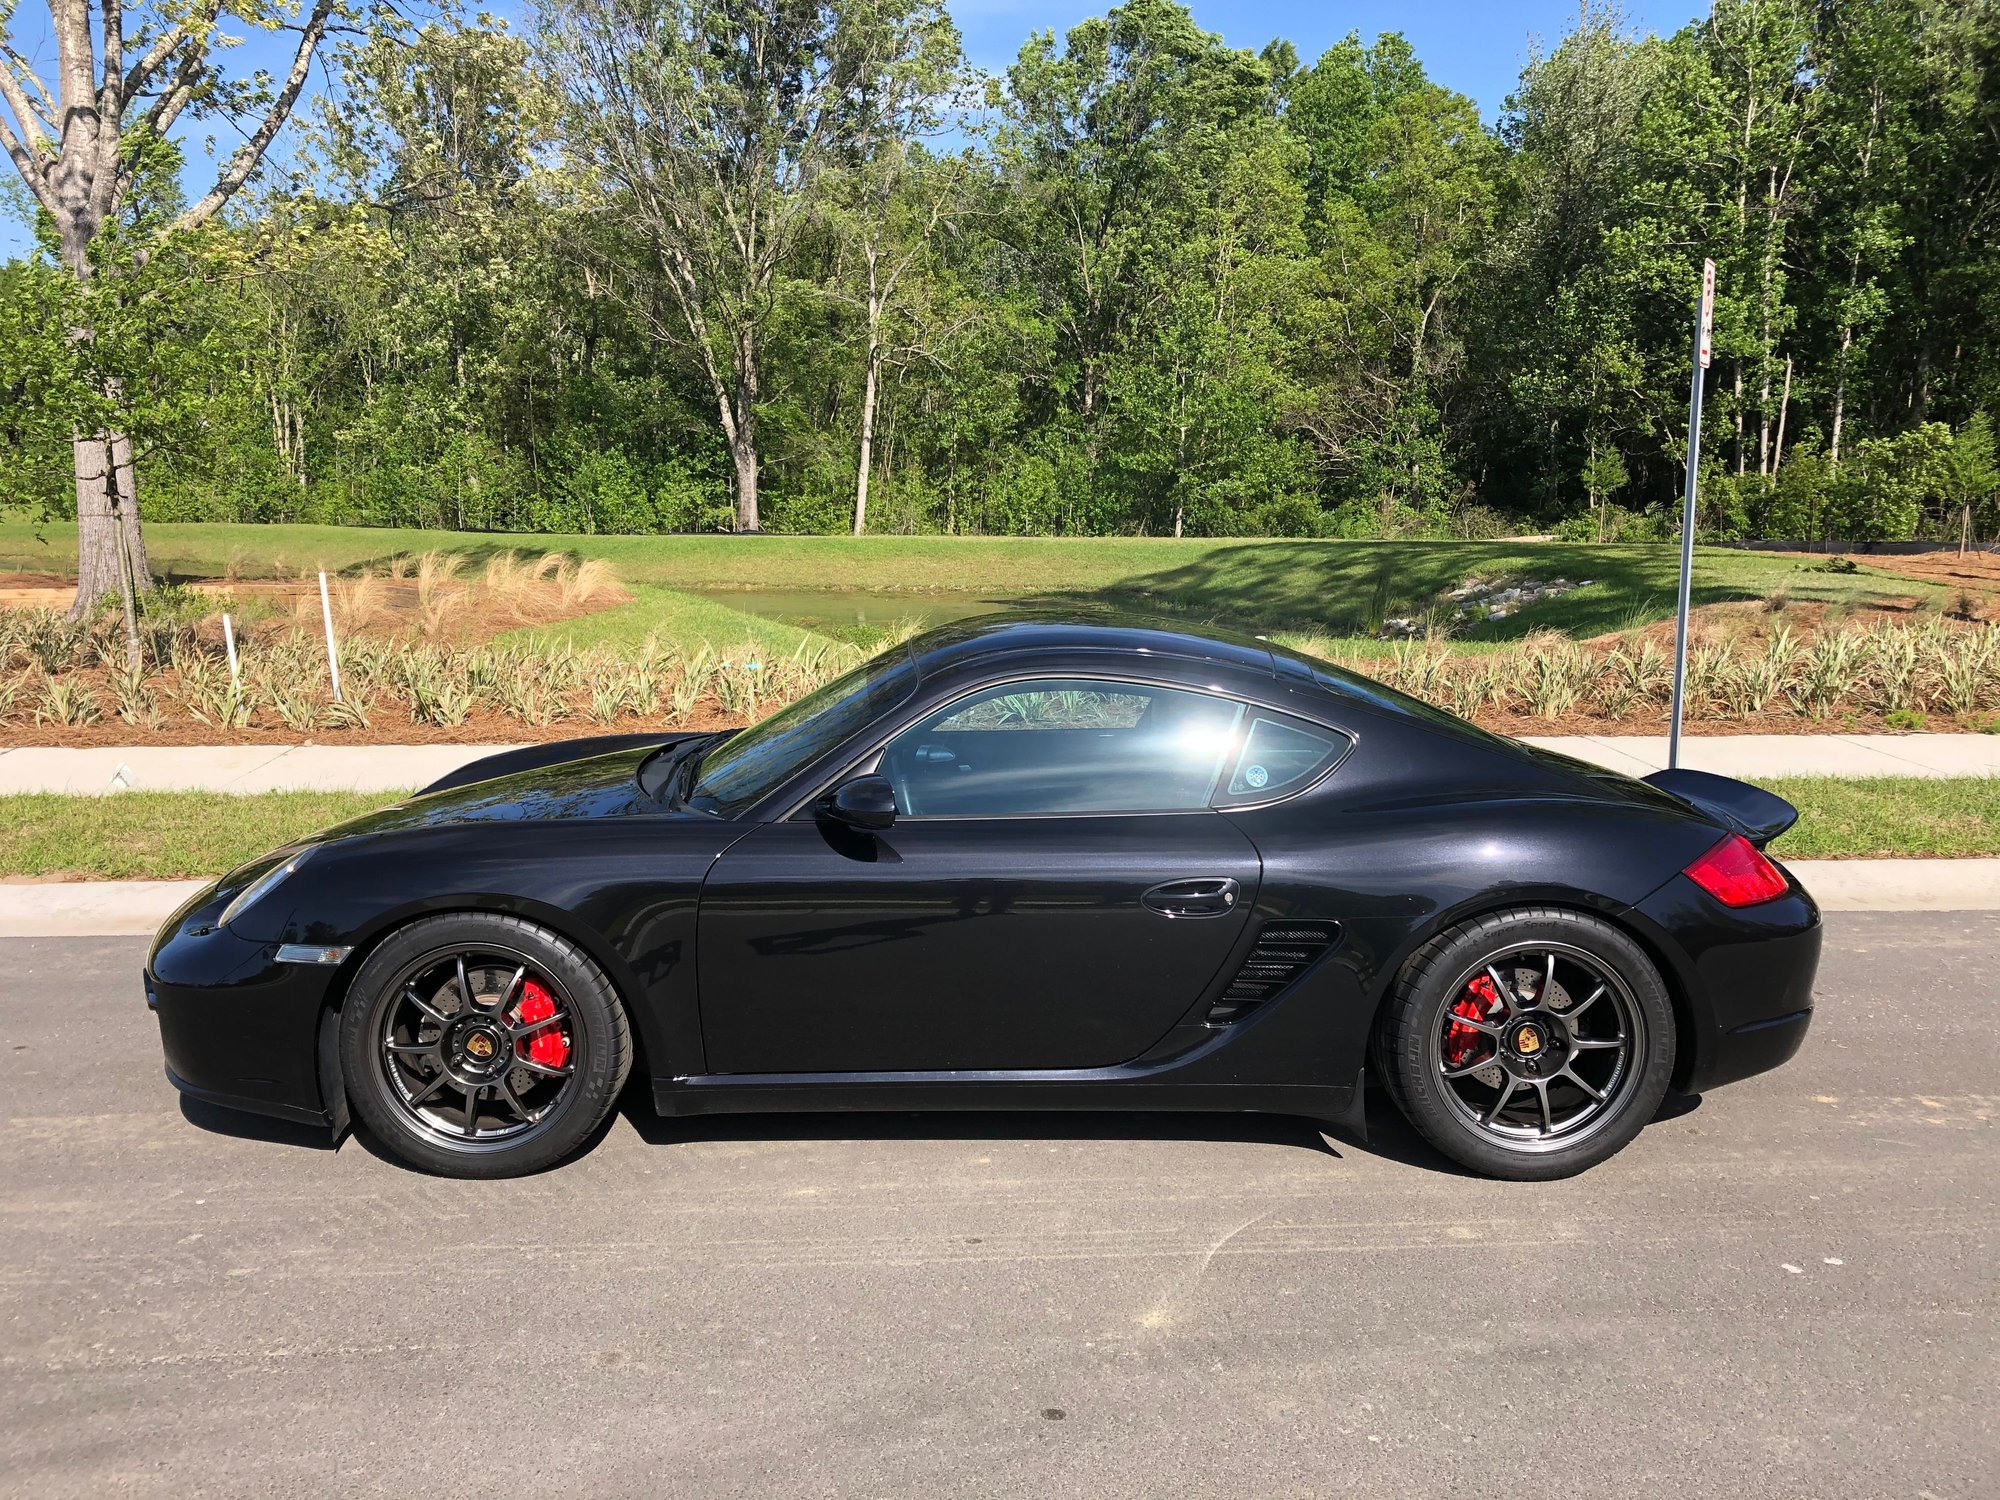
[1142,877,1240,919]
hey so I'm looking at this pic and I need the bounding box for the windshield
[687,646,918,818]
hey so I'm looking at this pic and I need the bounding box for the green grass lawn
[0,520,1943,650]
[1762,776,2000,859]
[0,776,1989,880]
[0,790,405,881]
[496,582,825,656]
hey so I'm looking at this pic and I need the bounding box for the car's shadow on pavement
[179,1096,337,1151]
[613,1081,1705,1180]
[171,1080,1702,1179]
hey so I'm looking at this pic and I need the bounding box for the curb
[0,880,207,936]
[4,861,1997,938]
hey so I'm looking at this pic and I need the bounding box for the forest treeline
[2,0,1996,543]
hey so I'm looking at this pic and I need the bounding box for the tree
[1615,1,1820,483]
[825,3,964,535]
[1285,37,1498,530]
[542,0,941,531]
[1478,6,1658,517]
[1811,0,1917,466]
[1939,413,1999,547]
[0,0,343,614]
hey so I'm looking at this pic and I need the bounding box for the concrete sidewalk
[1,732,1997,794]
[7,859,1996,937]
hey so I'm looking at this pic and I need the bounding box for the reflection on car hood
[318,745,672,840]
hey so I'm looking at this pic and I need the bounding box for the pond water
[687,587,1029,638]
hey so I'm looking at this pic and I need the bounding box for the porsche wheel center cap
[457,1025,504,1069]
[1506,1019,1559,1069]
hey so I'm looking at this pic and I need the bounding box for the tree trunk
[854,335,881,536]
[1771,355,1792,477]
[60,218,152,620]
[854,256,884,536]
[1830,322,1853,467]
[71,428,119,617]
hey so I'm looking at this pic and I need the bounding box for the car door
[696,677,1264,1074]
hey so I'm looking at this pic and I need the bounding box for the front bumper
[147,884,344,1127]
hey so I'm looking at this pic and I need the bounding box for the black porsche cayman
[147,616,1820,1180]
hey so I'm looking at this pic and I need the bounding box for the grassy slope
[497,583,823,656]
[0,776,1991,879]
[0,522,1941,645]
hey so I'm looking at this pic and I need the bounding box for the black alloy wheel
[1376,908,1675,1181]
[340,913,631,1177]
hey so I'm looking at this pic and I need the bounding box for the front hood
[319,744,676,840]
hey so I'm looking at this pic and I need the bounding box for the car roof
[902,612,1522,747]
[905,612,1281,682]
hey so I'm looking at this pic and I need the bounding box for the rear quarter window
[1213,712,1351,807]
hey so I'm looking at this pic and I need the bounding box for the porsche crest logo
[1515,1025,1543,1056]
[465,1031,497,1060]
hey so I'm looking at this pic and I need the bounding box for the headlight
[219,847,316,931]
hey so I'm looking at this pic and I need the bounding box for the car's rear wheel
[339,913,631,1177]
[1376,908,1674,1180]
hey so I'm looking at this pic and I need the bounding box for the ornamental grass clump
[7,591,1997,741]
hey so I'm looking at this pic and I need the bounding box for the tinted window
[1220,715,1345,801]
[884,679,1243,817]
[689,647,917,818]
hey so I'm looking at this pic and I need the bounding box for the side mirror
[820,773,897,830]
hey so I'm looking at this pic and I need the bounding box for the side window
[884,679,1243,817]
[1215,713,1348,805]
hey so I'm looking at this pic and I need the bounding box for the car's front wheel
[1375,907,1675,1180]
[339,913,632,1177]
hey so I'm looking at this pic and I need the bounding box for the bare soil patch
[1796,549,2000,621]
[0,551,631,647]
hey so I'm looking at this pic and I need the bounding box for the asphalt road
[1,917,1993,1498]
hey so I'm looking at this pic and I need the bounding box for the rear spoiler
[1642,768,1798,848]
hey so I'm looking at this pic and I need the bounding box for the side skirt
[654,1070,1366,1140]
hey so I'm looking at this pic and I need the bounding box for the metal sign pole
[1668,259,1715,771]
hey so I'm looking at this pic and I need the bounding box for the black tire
[339,913,632,1178]
[1375,907,1674,1181]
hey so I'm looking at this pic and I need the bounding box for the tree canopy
[3,0,1996,545]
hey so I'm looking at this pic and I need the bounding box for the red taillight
[1683,833,1789,908]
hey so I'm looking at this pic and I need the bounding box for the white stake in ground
[221,612,241,696]
[1668,258,1715,771]
[318,571,344,701]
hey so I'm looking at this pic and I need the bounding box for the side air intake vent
[1206,922,1341,1025]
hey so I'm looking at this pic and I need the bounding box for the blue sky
[951,1,1698,105]
[2,0,1702,259]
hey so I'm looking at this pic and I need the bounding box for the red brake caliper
[512,979,570,1071]
[1443,974,1499,1067]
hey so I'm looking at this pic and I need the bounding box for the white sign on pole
[1697,257,1716,369]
